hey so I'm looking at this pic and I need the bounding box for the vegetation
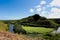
[13,23,26,34]
[22,26,54,34]
[0,21,8,31]
[42,33,60,40]
[3,14,59,28]
[16,14,58,28]
[0,30,44,40]
[49,18,60,25]
[0,14,60,40]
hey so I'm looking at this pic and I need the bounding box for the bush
[43,33,60,40]
[13,23,26,34]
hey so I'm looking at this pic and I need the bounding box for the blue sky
[0,0,60,20]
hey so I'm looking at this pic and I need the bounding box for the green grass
[0,21,8,31]
[22,26,54,34]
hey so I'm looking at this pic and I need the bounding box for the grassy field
[22,26,54,34]
[0,21,8,31]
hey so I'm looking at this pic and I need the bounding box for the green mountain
[3,14,59,28]
[17,14,58,28]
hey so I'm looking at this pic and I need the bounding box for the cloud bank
[50,0,60,6]
[29,0,60,18]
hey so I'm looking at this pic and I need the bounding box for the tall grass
[0,21,8,31]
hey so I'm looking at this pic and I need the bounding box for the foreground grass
[22,26,54,34]
[0,30,44,40]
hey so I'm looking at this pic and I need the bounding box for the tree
[13,23,26,34]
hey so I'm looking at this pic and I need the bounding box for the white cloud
[29,0,46,14]
[35,8,42,13]
[40,1,46,5]
[35,5,42,13]
[48,8,60,18]
[29,0,60,18]
[30,8,34,13]
[41,11,47,17]
[50,0,60,7]
[48,13,60,18]
[51,8,60,13]
[36,7,41,13]
[47,0,60,18]
[35,5,41,8]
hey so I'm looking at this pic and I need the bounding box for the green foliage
[0,21,8,31]
[43,33,60,40]
[17,14,58,28]
[49,18,60,25]
[2,14,59,28]
[48,20,58,28]
[13,23,26,34]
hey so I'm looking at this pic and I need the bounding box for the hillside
[3,14,59,28]
[17,14,58,28]
[49,18,60,25]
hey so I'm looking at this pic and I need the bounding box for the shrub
[13,23,26,34]
[43,33,60,40]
